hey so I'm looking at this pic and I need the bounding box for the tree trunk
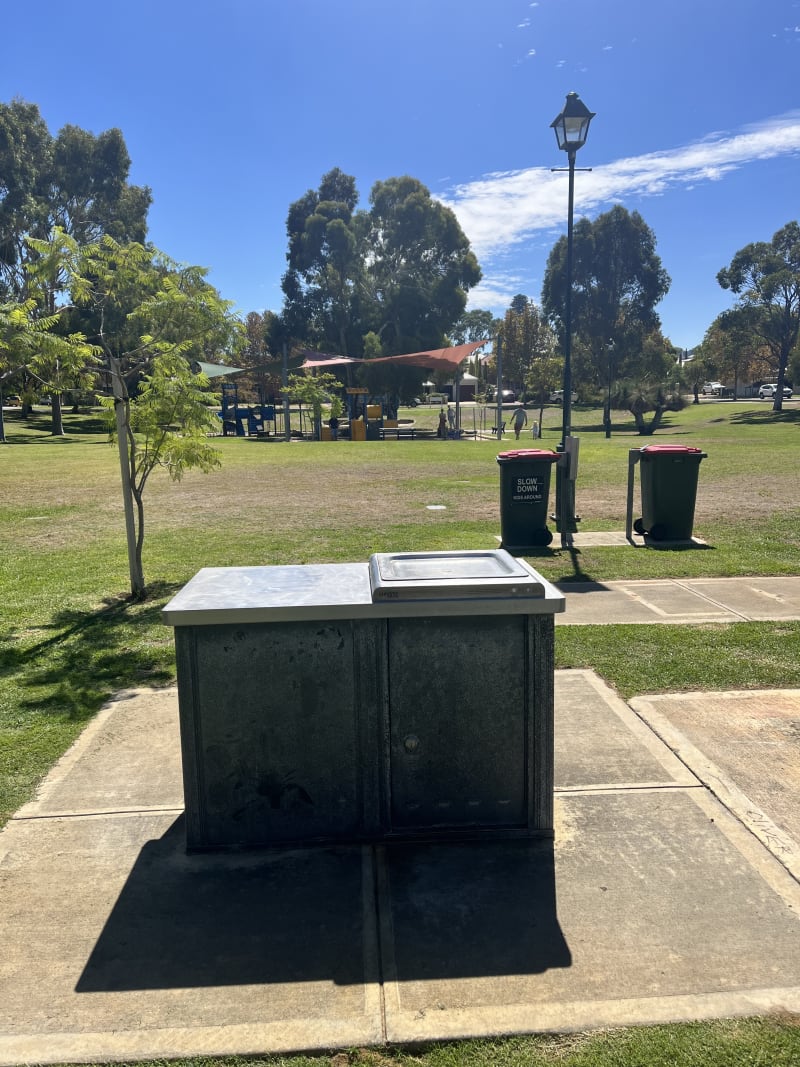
[50,393,65,436]
[131,484,147,599]
[632,405,666,435]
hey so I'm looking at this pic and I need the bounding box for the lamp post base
[553,461,580,548]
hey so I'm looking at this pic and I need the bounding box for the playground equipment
[219,383,278,437]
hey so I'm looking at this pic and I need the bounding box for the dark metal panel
[174,628,206,848]
[387,615,527,829]
[185,620,363,848]
[529,616,555,835]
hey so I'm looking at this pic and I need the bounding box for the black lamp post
[604,338,615,439]
[550,91,595,548]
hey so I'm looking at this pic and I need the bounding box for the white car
[701,381,723,396]
[758,383,792,400]
[549,389,577,403]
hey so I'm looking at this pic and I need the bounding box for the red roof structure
[299,340,488,374]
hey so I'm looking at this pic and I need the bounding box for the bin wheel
[531,528,554,547]
[649,523,668,541]
[633,518,645,535]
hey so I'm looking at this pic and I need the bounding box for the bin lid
[639,445,704,455]
[369,549,545,601]
[497,449,559,462]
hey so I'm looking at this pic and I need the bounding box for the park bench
[380,425,416,440]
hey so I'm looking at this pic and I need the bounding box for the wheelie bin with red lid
[633,445,706,541]
[497,449,561,551]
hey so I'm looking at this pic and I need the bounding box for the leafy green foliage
[497,295,558,395]
[717,220,800,410]
[33,228,243,595]
[281,169,481,357]
[449,307,498,345]
[542,206,671,388]
[0,99,150,301]
[0,296,99,441]
[284,371,342,420]
[106,352,221,488]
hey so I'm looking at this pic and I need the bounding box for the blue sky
[3,0,799,349]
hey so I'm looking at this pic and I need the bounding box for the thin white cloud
[441,112,800,263]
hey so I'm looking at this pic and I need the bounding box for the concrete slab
[553,670,697,790]
[556,576,800,625]
[3,674,800,1062]
[0,814,383,1063]
[631,689,800,882]
[15,688,183,819]
[380,788,800,1043]
[683,577,800,622]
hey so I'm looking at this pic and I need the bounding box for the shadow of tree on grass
[1,581,181,724]
[729,408,800,427]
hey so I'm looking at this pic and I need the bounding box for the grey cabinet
[165,561,562,851]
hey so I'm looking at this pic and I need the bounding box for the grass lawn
[3,398,800,821]
[1,398,800,1066]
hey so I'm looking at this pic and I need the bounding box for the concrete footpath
[2,651,800,1063]
[556,574,800,626]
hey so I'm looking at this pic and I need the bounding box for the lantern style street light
[550,91,595,548]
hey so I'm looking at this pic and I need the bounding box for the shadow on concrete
[555,579,609,593]
[76,817,370,991]
[77,822,570,990]
[381,838,572,981]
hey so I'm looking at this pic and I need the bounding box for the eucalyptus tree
[0,99,151,300]
[449,307,497,345]
[717,221,800,412]
[497,295,557,394]
[281,170,481,357]
[542,205,670,388]
[699,311,767,398]
[281,168,364,356]
[1,99,152,431]
[363,176,481,353]
[0,99,52,299]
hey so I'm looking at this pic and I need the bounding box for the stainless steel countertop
[162,561,565,626]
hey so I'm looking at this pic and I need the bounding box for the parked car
[3,394,21,407]
[549,389,577,403]
[500,389,516,403]
[758,382,793,399]
[701,381,724,396]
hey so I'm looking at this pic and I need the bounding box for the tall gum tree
[717,221,800,412]
[541,205,670,389]
[0,99,151,433]
[280,170,481,357]
[365,175,481,353]
[281,168,363,356]
[497,295,557,396]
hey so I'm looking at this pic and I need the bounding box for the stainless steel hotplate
[369,549,545,601]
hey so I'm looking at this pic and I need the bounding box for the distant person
[437,407,447,438]
[328,414,339,440]
[511,404,528,440]
[447,404,455,432]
